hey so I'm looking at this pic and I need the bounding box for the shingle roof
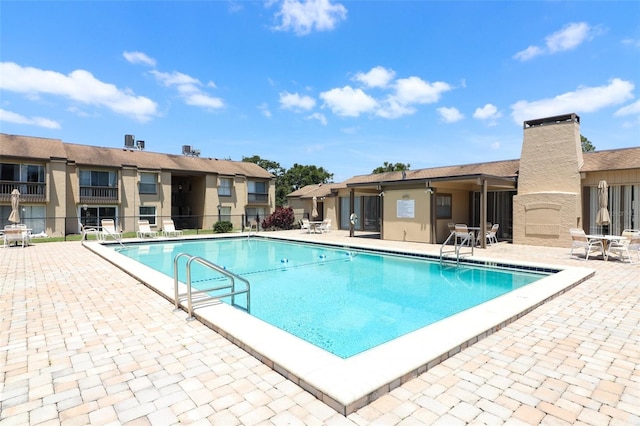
[287,182,345,199]
[0,133,274,178]
[581,147,640,172]
[344,159,521,185]
[343,147,640,186]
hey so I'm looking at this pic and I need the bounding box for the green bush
[213,221,233,233]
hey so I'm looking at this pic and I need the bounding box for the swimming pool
[117,238,545,358]
[87,233,593,414]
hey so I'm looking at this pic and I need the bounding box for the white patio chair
[484,224,499,246]
[162,219,184,237]
[569,228,604,261]
[607,234,640,263]
[100,219,123,241]
[301,218,311,233]
[136,220,157,239]
[319,218,332,233]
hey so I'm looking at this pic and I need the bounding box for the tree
[581,135,595,152]
[283,164,333,197]
[243,155,288,206]
[372,162,411,174]
[243,157,333,207]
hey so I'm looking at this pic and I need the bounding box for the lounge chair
[606,232,640,263]
[569,228,604,261]
[136,220,157,239]
[100,219,123,241]
[319,218,332,233]
[484,224,499,246]
[78,220,100,241]
[301,218,311,233]
[162,219,184,237]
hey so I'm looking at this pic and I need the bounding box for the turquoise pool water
[117,237,547,358]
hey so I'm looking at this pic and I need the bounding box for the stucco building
[288,114,639,247]
[0,134,275,236]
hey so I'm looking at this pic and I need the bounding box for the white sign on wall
[397,199,415,218]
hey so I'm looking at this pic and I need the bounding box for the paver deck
[1,231,639,425]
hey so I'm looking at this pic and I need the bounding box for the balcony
[248,192,269,204]
[0,181,46,202]
[80,186,119,203]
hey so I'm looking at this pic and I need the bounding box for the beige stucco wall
[513,117,583,247]
[46,159,67,236]
[381,188,431,243]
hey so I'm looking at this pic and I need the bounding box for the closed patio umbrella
[311,196,318,219]
[8,189,20,224]
[596,180,610,230]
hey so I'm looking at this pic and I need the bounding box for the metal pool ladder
[440,228,474,266]
[173,253,251,320]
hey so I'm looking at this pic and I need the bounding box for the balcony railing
[0,181,46,202]
[248,192,268,203]
[80,186,119,203]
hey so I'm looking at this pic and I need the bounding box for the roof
[344,159,521,186]
[287,182,346,199]
[581,147,640,172]
[343,146,640,186]
[0,133,273,179]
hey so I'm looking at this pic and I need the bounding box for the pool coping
[83,235,595,415]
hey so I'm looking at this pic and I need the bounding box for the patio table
[586,234,626,260]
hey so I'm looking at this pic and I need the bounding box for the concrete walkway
[1,233,638,425]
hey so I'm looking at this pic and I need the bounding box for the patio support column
[480,178,488,248]
[349,188,355,237]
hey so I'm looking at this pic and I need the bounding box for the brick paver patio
[1,233,638,425]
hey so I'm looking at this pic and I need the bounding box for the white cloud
[614,99,640,118]
[394,77,451,105]
[437,107,464,123]
[123,51,157,67]
[151,70,224,110]
[320,86,378,117]
[353,66,396,88]
[513,45,543,61]
[0,108,61,129]
[306,112,327,125]
[279,91,316,110]
[514,22,601,61]
[511,78,634,124]
[473,104,502,124]
[0,62,158,122]
[545,22,593,53]
[376,97,416,119]
[272,0,347,36]
[258,102,272,118]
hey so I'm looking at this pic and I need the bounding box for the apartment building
[0,134,275,236]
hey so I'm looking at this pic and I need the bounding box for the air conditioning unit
[182,145,191,155]
[124,134,135,147]
[192,149,201,157]
[136,140,145,150]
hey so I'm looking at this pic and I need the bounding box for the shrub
[261,207,296,230]
[213,221,233,233]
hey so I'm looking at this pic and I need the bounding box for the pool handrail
[173,252,251,320]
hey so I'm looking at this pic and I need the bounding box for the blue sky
[1,1,639,182]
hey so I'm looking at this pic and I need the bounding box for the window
[80,206,117,228]
[1,163,46,196]
[436,194,452,219]
[219,178,233,196]
[245,207,266,223]
[248,180,268,202]
[139,173,157,194]
[79,170,117,187]
[219,206,231,222]
[139,206,157,225]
